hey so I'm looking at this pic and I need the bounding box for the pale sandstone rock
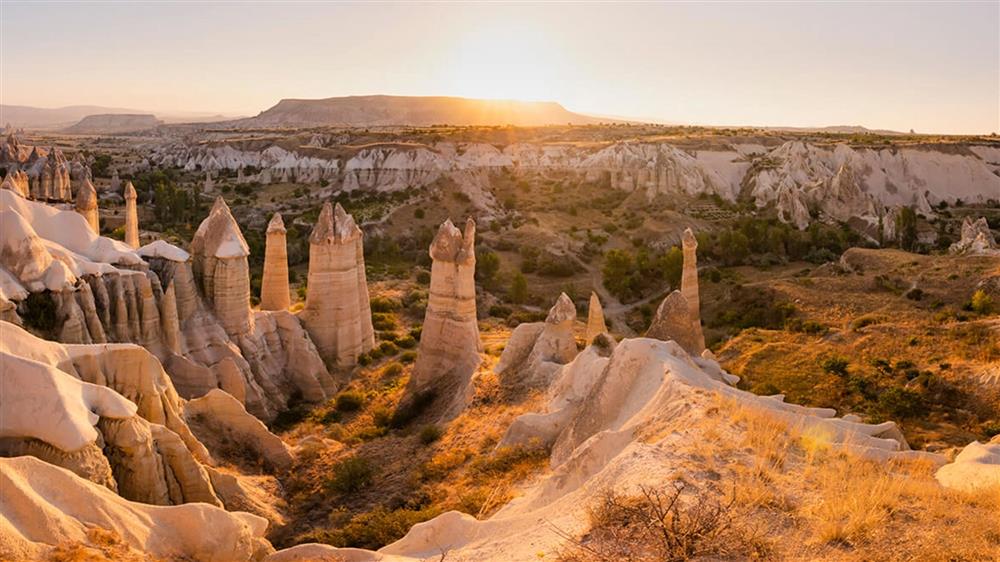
[124,181,139,249]
[191,197,253,337]
[408,219,482,412]
[645,291,703,356]
[949,217,999,256]
[261,213,290,311]
[110,167,121,193]
[680,228,706,353]
[299,202,374,367]
[1,172,28,198]
[496,293,578,389]
[0,456,272,562]
[185,389,294,471]
[74,178,99,234]
[584,291,607,343]
[936,439,1000,492]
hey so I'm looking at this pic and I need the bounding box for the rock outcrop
[645,291,704,356]
[950,217,999,256]
[124,181,139,248]
[299,202,374,368]
[260,213,290,311]
[191,197,253,337]
[585,292,608,343]
[74,178,99,234]
[936,437,1000,492]
[185,389,294,472]
[495,293,578,389]
[680,228,706,352]
[408,218,482,412]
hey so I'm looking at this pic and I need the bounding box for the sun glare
[441,22,565,102]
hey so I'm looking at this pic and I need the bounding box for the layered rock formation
[74,178,99,234]
[584,292,608,343]
[260,213,290,311]
[950,217,999,256]
[124,181,139,248]
[680,228,706,352]
[495,293,578,389]
[299,202,375,368]
[645,291,703,356]
[408,218,482,413]
[191,197,253,336]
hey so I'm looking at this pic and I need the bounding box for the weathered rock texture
[680,228,706,352]
[124,181,139,248]
[74,178,99,234]
[496,293,579,389]
[191,197,253,337]
[185,389,294,472]
[409,219,482,411]
[645,291,703,356]
[950,217,999,256]
[299,202,375,367]
[260,213,290,311]
[585,291,607,343]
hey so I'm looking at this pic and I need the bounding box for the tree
[509,273,529,304]
[895,206,918,251]
[476,251,500,285]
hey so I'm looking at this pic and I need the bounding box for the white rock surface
[260,213,291,311]
[495,292,578,389]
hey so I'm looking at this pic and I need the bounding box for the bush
[820,356,850,377]
[395,335,417,349]
[370,296,402,313]
[382,362,404,377]
[970,290,994,314]
[335,391,365,412]
[372,313,397,331]
[415,270,431,284]
[877,387,923,418]
[414,208,425,219]
[378,341,399,356]
[850,315,879,331]
[326,506,439,549]
[326,457,376,494]
[21,291,58,334]
[419,424,443,445]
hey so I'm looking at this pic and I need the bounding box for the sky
[1,1,997,134]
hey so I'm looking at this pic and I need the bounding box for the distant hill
[63,114,164,135]
[228,95,611,128]
[0,104,147,129]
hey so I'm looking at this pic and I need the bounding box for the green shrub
[335,391,365,412]
[326,457,376,494]
[327,506,439,549]
[877,387,923,418]
[395,335,417,349]
[21,291,58,334]
[382,362,404,377]
[372,407,393,428]
[419,424,443,445]
[970,290,994,314]
[820,356,850,377]
[372,313,397,331]
[400,351,417,363]
[415,270,431,284]
[269,403,311,432]
[378,341,399,356]
[370,296,402,313]
[414,208,425,219]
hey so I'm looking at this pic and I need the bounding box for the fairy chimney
[260,213,290,311]
[75,178,99,234]
[124,181,140,249]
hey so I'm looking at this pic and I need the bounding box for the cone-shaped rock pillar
[124,181,140,249]
[75,178,100,234]
[190,197,253,337]
[680,228,705,353]
[585,291,608,343]
[409,218,482,399]
[299,202,375,367]
[260,213,290,311]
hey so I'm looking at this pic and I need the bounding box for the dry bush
[558,481,770,561]
[47,526,157,562]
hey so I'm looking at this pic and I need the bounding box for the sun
[441,21,565,102]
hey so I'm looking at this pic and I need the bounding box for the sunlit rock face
[585,291,608,343]
[680,228,705,353]
[408,218,482,414]
[496,292,579,389]
[75,178,99,234]
[260,213,290,311]
[299,202,375,368]
[190,197,253,338]
[950,217,999,256]
[124,181,140,249]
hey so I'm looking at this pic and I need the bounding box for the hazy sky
[2,1,997,133]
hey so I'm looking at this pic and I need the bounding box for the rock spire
[680,228,705,352]
[260,213,290,311]
[585,291,608,343]
[299,202,375,367]
[75,178,99,234]
[190,197,253,336]
[124,181,139,249]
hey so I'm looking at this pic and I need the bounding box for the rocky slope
[63,113,163,135]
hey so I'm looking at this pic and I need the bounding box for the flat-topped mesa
[190,197,253,337]
[75,178,99,234]
[299,202,375,367]
[408,218,482,407]
[260,213,290,311]
[124,181,140,249]
[680,228,706,352]
[585,291,608,343]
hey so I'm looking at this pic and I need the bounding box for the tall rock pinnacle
[75,178,99,234]
[299,202,375,367]
[408,218,482,410]
[124,181,139,249]
[585,291,608,343]
[260,213,291,311]
[190,197,253,336]
[680,228,705,353]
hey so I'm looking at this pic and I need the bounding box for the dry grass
[47,526,159,562]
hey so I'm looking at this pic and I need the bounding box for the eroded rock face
[191,197,253,337]
[950,217,999,256]
[74,178,99,234]
[185,389,294,472]
[299,202,374,368]
[645,291,703,356]
[408,218,482,412]
[260,213,290,311]
[680,228,706,353]
[585,292,608,343]
[496,293,578,389]
[124,181,139,249]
